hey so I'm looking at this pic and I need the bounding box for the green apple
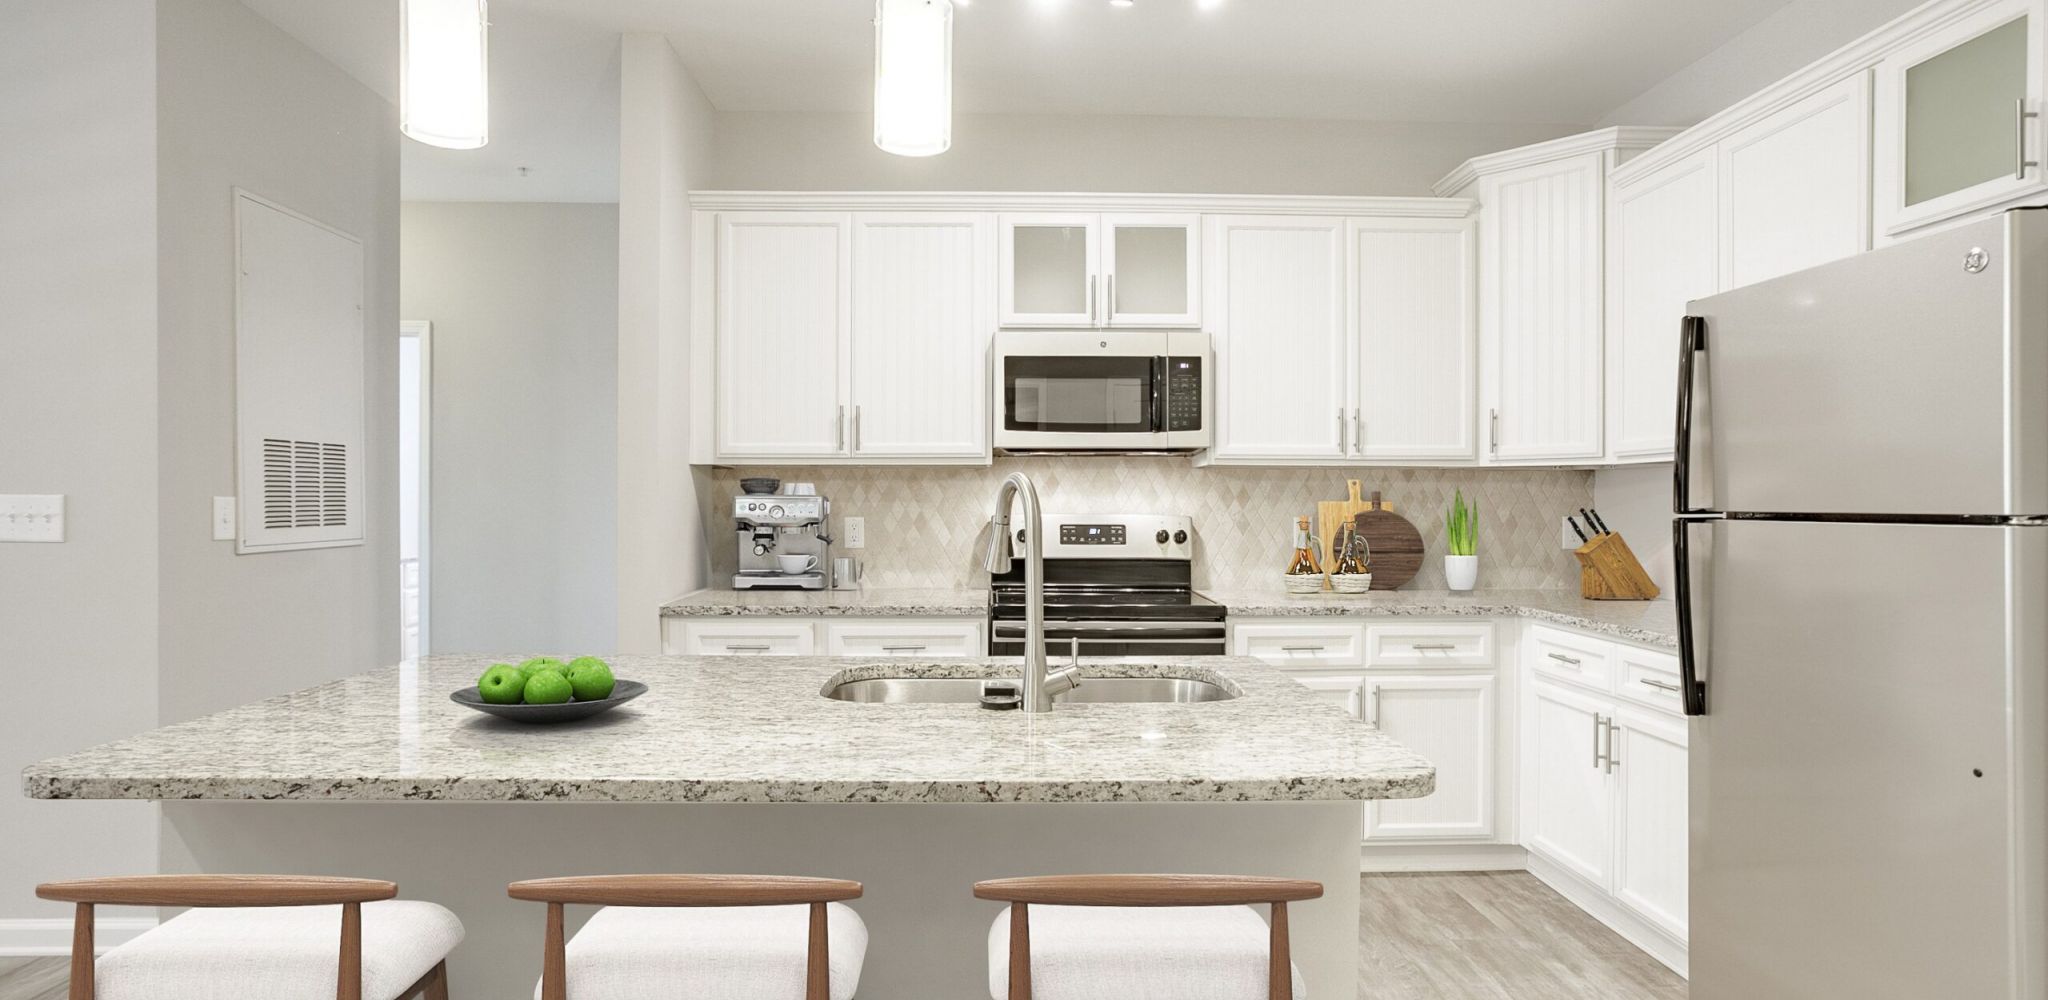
[522,670,574,705]
[565,656,616,701]
[516,656,566,682]
[476,664,524,705]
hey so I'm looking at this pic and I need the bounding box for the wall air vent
[234,190,366,552]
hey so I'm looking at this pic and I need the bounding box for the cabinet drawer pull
[881,645,927,653]
[1639,677,1681,693]
[1410,643,1456,651]
[725,644,772,653]
[1547,651,1582,666]
[1281,645,1327,653]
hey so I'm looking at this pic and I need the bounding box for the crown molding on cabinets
[688,191,1477,218]
[1432,127,1684,197]
[1613,0,2016,186]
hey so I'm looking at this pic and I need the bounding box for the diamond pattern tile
[704,460,1594,591]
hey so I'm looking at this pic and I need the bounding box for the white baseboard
[1524,853,1688,978]
[0,917,157,957]
[1360,842,1529,873]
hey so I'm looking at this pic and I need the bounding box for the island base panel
[161,801,1361,999]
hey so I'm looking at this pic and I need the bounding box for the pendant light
[873,0,953,157]
[401,0,490,150]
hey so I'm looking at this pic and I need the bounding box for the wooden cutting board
[1353,497,1423,591]
[1316,480,1389,587]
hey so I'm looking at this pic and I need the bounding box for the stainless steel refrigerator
[1679,208,2048,999]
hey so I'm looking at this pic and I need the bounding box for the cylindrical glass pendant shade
[402,0,490,150]
[874,0,953,157]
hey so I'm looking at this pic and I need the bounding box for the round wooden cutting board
[1353,498,1424,590]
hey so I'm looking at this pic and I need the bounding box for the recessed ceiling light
[1109,0,1135,7]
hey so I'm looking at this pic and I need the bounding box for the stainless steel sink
[823,675,1237,705]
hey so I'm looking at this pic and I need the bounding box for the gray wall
[400,202,620,654]
[617,36,719,651]
[709,111,1588,196]
[153,0,399,726]
[1600,0,1924,126]
[0,0,163,934]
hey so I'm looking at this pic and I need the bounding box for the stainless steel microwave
[992,331,1211,453]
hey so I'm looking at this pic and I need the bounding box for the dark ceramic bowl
[449,680,648,723]
[740,477,781,495]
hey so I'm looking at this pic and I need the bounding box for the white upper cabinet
[1720,73,1871,287]
[998,213,1199,328]
[850,213,991,459]
[1875,0,2047,238]
[716,212,851,458]
[1607,148,1718,462]
[1478,153,1607,463]
[1352,217,1477,461]
[1207,215,1350,460]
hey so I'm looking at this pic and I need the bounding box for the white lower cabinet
[1290,672,1367,718]
[1523,676,1617,884]
[662,617,985,657]
[1362,674,1496,840]
[1611,707,1689,942]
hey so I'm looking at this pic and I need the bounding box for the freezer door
[1689,520,2043,999]
[1685,209,2048,516]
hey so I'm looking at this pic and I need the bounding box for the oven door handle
[991,623,1225,639]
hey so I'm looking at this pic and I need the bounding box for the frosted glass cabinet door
[1875,0,2047,236]
[1102,214,1200,327]
[999,214,1098,327]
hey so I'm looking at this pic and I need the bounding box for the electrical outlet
[844,516,865,550]
[0,494,66,542]
[1561,516,1581,550]
[212,497,237,541]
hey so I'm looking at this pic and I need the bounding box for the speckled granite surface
[661,587,988,617]
[663,587,1678,648]
[1205,589,1679,649]
[22,655,1435,805]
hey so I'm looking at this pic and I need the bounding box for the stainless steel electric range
[987,514,1227,656]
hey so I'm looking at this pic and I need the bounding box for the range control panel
[1059,523,1127,545]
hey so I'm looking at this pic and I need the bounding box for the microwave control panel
[1165,356,1203,431]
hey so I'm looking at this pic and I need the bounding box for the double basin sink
[823,674,1236,705]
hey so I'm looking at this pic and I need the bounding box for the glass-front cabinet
[998,213,1200,328]
[1875,0,2047,237]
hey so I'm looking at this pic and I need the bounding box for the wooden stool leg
[1268,901,1292,1000]
[806,901,830,1000]
[69,902,94,1000]
[424,960,450,1000]
[1007,902,1032,1000]
[541,902,567,1000]
[337,901,363,1000]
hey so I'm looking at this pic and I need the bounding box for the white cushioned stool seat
[97,900,464,1000]
[537,902,868,1000]
[988,904,1307,1000]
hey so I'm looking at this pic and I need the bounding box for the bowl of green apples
[450,656,646,723]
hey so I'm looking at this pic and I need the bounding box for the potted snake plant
[1445,490,1479,591]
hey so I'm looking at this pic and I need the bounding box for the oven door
[988,620,1227,657]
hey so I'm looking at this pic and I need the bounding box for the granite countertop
[661,587,988,617]
[664,586,1677,649]
[22,655,1435,805]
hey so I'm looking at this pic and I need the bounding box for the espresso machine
[733,492,833,590]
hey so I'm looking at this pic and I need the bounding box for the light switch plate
[1561,516,1581,550]
[212,497,237,541]
[844,516,865,550]
[0,494,65,542]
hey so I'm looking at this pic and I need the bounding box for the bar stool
[508,874,867,1000]
[975,874,1322,1000]
[35,874,463,1000]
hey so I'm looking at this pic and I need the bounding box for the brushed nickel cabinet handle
[1489,409,1500,456]
[1107,273,1116,317]
[881,644,926,653]
[1337,408,1347,454]
[1548,651,1582,666]
[1592,713,1605,769]
[1639,677,1682,693]
[1088,274,1096,323]
[2020,99,2039,180]
[853,405,862,452]
[1353,410,1363,454]
[726,644,771,653]
[1281,645,1326,653]
[1604,718,1621,773]
[836,406,846,451]
[1410,643,1456,651]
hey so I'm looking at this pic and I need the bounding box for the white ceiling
[242,0,1794,201]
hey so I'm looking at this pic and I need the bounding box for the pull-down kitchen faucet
[979,471,1081,713]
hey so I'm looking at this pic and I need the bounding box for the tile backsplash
[702,458,1593,591]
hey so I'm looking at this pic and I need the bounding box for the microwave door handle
[1152,356,1168,433]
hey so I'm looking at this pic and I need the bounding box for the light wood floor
[0,872,1684,999]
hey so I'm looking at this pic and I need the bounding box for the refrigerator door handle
[1674,517,1708,716]
[1674,315,1708,515]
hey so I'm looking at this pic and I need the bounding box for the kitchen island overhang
[25,654,1434,1000]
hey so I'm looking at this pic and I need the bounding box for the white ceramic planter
[1444,554,1479,591]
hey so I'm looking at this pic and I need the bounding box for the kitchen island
[25,654,1433,998]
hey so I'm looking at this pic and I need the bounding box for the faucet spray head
[978,515,1014,573]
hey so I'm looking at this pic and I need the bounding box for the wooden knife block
[1576,532,1660,601]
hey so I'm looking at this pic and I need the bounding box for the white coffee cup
[774,554,819,575]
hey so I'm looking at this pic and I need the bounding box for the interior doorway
[399,320,432,659]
